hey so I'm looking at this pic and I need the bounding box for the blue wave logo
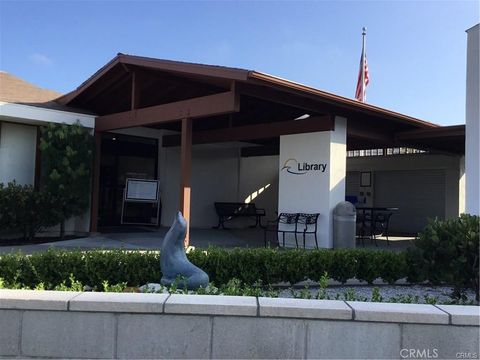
[281,158,307,175]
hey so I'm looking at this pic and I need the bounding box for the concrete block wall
[0,290,478,359]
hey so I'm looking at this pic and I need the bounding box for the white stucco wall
[161,145,240,228]
[239,155,279,223]
[160,145,280,229]
[465,24,480,215]
[0,122,37,185]
[0,102,96,237]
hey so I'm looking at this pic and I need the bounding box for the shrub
[39,122,93,238]
[0,182,60,241]
[0,247,409,290]
[407,214,480,300]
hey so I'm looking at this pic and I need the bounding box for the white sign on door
[125,179,159,202]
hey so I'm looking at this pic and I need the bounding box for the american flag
[355,30,369,102]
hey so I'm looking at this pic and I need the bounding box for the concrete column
[459,156,466,215]
[465,24,480,215]
[278,116,347,248]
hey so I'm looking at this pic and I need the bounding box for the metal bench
[264,212,320,248]
[213,202,266,229]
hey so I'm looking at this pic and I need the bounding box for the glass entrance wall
[98,133,159,227]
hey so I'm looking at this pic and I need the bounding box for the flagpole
[361,27,367,102]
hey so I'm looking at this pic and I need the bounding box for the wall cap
[436,304,480,326]
[347,301,449,324]
[165,294,257,316]
[259,297,352,319]
[69,292,168,313]
[0,289,80,311]
[0,290,478,326]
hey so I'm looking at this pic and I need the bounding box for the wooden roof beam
[347,122,396,145]
[237,82,333,115]
[162,115,334,146]
[395,125,465,141]
[95,91,240,132]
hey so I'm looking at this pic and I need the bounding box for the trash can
[333,201,356,248]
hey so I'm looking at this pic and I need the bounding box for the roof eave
[247,71,439,129]
[58,54,250,106]
[56,55,122,105]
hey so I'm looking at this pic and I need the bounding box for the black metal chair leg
[314,233,319,249]
[282,232,286,247]
[213,217,222,229]
[258,217,265,229]
[294,233,299,248]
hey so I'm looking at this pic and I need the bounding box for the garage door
[374,170,446,234]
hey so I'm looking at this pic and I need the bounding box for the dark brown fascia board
[162,115,334,147]
[119,54,250,81]
[58,54,250,105]
[395,124,465,141]
[247,71,441,129]
[56,55,122,105]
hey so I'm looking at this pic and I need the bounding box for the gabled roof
[57,53,250,104]
[58,54,439,129]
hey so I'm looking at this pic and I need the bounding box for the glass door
[98,133,158,227]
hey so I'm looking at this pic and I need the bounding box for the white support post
[465,24,480,215]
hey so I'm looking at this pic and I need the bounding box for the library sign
[281,158,328,175]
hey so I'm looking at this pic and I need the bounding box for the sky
[0,0,478,126]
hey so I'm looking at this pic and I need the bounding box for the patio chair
[264,213,299,248]
[372,212,393,246]
[356,211,373,247]
[297,213,320,249]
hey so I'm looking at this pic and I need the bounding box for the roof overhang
[396,125,465,154]
[56,54,464,155]
[0,101,95,128]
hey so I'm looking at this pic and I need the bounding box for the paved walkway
[0,227,414,254]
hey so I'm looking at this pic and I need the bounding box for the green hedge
[0,182,60,241]
[407,214,479,300]
[0,248,410,290]
[1,217,478,299]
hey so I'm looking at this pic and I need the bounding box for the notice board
[125,179,159,202]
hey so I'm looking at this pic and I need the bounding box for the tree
[39,122,93,238]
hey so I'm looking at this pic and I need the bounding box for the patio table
[355,207,399,246]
